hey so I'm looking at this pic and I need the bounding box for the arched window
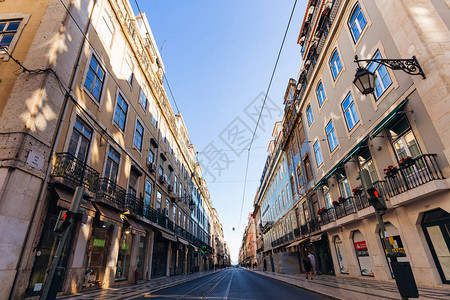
[329,49,343,80]
[348,3,367,42]
[334,236,349,274]
[352,230,374,276]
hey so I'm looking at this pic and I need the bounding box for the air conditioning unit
[168,184,174,192]
[159,174,167,184]
[147,161,156,172]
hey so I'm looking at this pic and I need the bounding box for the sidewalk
[248,269,450,300]
[56,270,217,300]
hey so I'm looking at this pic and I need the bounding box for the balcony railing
[125,193,143,216]
[95,177,126,209]
[51,153,99,192]
[384,154,444,197]
[320,208,335,225]
[308,218,321,232]
[335,197,356,219]
[354,193,371,210]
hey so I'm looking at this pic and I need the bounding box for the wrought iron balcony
[308,218,321,232]
[125,193,143,216]
[384,154,444,197]
[320,208,335,225]
[354,193,371,210]
[51,153,99,192]
[95,177,126,210]
[335,197,357,219]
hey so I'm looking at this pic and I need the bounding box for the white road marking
[223,269,233,300]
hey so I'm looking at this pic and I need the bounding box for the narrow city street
[139,268,326,300]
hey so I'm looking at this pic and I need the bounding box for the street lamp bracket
[354,55,426,79]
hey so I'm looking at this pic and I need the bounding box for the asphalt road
[138,267,326,300]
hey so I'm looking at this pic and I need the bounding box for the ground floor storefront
[325,195,450,286]
[14,185,212,299]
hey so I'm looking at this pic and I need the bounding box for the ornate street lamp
[353,55,425,95]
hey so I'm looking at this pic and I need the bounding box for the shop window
[352,230,374,276]
[115,227,132,281]
[348,3,367,43]
[334,236,349,274]
[367,51,392,100]
[68,117,92,163]
[104,147,120,183]
[421,209,450,283]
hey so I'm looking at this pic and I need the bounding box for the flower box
[338,196,346,204]
[399,156,415,168]
[352,187,363,196]
[332,201,339,207]
[317,207,326,215]
[384,165,398,177]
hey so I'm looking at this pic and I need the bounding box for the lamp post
[353,55,425,95]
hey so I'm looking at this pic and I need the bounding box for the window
[326,120,338,151]
[342,93,359,130]
[174,175,178,193]
[313,141,323,166]
[338,177,351,199]
[304,154,313,181]
[165,199,170,217]
[144,180,152,207]
[148,149,154,163]
[114,93,128,131]
[316,81,326,107]
[68,118,92,163]
[97,11,114,47]
[323,185,332,207]
[139,88,148,110]
[296,165,304,189]
[348,3,367,43]
[122,53,133,85]
[368,51,393,99]
[389,117,422,160]
[306,104,314,126]
[156,191,162,212]
[329,49,343,80]
[172,205,176,222]
[104,147,120,182]
[133,120,144,151]
[358,148,378,182]
[0,19,21,49]
[84,55,105,101]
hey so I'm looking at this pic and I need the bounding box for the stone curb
[245,269,341,300]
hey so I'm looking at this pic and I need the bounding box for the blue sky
[131,0,307,264]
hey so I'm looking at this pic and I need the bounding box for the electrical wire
[238,0,298,230]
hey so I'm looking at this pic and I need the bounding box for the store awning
[286,237,309,248]
[160,231,177,242]
[123,216,145,235]
[369,99,408,140]
[310,233,324,243]
[178,237,189,245]
[53,186,95,216]
[94,203,123,226]
[342,136,369,164]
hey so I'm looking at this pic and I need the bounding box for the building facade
[246,0,450,287]
[0,1,225,299]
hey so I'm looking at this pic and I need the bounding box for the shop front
[352,230,374,277]
[422,208,450,284]
[310,233,334,275]
[84,204,123,288]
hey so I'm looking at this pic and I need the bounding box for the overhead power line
[238,0,298,230]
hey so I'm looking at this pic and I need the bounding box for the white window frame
[0,13,30,61]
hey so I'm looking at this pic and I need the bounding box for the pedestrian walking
[303,255,313,280]
[308,251,316,279]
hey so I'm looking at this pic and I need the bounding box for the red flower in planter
[332,201,339,207]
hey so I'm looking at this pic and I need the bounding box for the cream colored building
[293,0,450,286]
[0,0,222,298]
